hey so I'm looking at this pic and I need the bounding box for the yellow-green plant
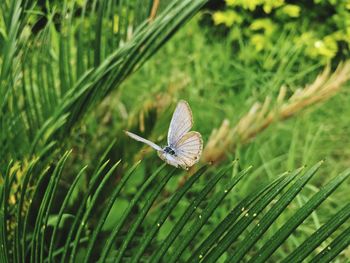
[212,0,350,64]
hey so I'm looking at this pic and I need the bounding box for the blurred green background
[1,0,350,262]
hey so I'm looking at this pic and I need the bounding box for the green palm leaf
[2,154,349,262]
[0,0,209,164]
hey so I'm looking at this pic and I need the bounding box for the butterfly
[125,100,203,169]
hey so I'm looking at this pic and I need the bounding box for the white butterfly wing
[167,100,193,147]
[127,100,202,170]
[175,131,203,168]
[157,151,184,168]
[125,131,163,151]
[159,131,203,169]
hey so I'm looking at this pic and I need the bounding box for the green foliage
[1,154,350,262]
[1,0,350,262]
[0,0,208,166]
[212,0,350,64]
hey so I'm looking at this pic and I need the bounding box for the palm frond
[0,0,209,165]
[2,153,350,262]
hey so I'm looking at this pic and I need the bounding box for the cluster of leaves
[2,150,350,262]
[0,0,207,167]
[211,0,350,65]
[1,0,350,262]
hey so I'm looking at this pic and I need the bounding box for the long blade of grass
[186,174,286,262]
[60,159,112,262]
[283,203,350,263]
[39,151,74,263]
[130,166,208,263]
[230,161,323,262]
[30,151,71,263]
[47,166,87,262]
[111,0,205,84]
[14,158,39,263]
[150,164,234,263]
[114,167,177,262]
[0,161,14,263]
[83,161,141,263]
[94,0,107,66]
[45,237,89,263]
[69,161,121,262]
[22,165,50,261]
[98,163,167,262]
[250,168,350,263]
[0,203,5,263]
[169,166,252,263]
[202,167,304,262]
[49,139,116,262]
[310,225,350,263]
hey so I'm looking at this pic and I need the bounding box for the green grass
[87,16,350,178]
[79,16,350,261]
[1,1,350,262]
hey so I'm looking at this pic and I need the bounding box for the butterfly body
[163,146,176,156]
[125,100,203,169]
